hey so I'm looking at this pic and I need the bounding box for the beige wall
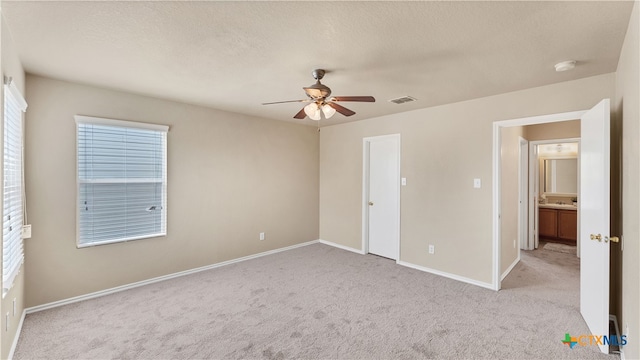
[0,12,26,360]
[615,2,639,358]
[523,120,580,141]
[320,73,615,285]
[24,75,319,307]
[500,126,523,276]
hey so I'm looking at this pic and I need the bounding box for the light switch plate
[401,177,407,186]
[473,178,481,188]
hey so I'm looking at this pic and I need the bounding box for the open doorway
[497,120,581,283]
[493,99,614,354]
[492,109,586,289]
[529,139,580,255]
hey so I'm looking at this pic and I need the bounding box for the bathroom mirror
[542,158,577,194]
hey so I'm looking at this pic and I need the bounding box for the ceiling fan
[262,69,375,120]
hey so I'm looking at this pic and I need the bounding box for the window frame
[3,80,28,296]
[74,115,169,248]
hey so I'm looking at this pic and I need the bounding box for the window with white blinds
[75,116,168,248]
[3,81,27,295]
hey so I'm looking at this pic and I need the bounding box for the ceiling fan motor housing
[304,82,332,100]
[304,69,332,100]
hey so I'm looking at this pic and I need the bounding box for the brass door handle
[591,234,620,243]
[368,201,374,206]
[606,236,620,243]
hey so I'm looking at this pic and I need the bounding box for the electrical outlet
[259,232,265,241]
[428,245,435,254]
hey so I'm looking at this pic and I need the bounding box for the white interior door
[519,137,529,250]
[579,99,610,353]
[366,135,400,260]
[528,143,539,250]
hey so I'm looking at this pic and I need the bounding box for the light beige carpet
[543,242,578,255]
[14,243,616,359]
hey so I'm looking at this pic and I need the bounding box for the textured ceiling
[1,1,634,126]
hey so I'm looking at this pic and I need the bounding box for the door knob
[590,234,602,242]
[368,201,374,206]
[606,236,620,243]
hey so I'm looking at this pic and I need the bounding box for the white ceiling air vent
[389,96,417,105]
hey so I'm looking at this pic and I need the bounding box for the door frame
[362,133,401,260]
[528,138,581,253]
[492,110,585,290]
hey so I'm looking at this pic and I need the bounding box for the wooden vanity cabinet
[538,208,558,238]
[557,210,577,241]
[539,208,577,245]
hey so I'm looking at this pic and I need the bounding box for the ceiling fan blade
[293,108,307,119]
[327,102,356,117]
[262,99,308,105]
[330,96,375,102]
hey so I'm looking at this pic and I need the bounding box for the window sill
[77,232,167,248]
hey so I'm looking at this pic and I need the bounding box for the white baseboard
[318,239,365,254]
[8,309,26,360]
[397,260,494,290]
[26,240,319,314]
[501,254,520,281]
[319,241,493,290]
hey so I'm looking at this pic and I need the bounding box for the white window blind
[3,81,27,295]
[75,116,168,248]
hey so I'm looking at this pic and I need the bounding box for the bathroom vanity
[538,204,577,245]
[537,146,578,246]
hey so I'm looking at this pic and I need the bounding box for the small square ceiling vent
[388,96,417,104]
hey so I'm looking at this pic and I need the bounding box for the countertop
[539,203,577,211]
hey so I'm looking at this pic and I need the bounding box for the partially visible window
[75,116,168,248]
[3,79,27,295]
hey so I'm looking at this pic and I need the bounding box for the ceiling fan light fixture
[304,103,321,120]
[321,104,336,119]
